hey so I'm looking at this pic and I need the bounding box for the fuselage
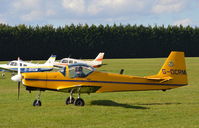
[22,64,186,93]
[54,58,102,68]
[0,60,53,72]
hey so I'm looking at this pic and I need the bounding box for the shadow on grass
[135,102,182,106]
[91,100,149,109]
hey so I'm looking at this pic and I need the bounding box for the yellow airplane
[13,51,188,106]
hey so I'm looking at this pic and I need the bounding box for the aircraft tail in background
[45,55,56,65]
[93,53,104,63]
[91,52,105,67]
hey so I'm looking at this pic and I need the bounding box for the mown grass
[0,57,199,128]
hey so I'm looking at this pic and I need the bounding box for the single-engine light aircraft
[54,52,104,68]
[0,55,56,77]
[13,51,188,106]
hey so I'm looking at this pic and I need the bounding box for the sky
[0,0,199,27]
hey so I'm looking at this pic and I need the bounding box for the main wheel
[74,98,85,106]
[66,97,75,105]
[33,100,42,106]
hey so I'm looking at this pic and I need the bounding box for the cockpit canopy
[60,63,95,78]
[60,58,77,64]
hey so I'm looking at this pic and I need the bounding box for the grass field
[0,57,199,128]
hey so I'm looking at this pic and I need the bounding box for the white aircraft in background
[54,52,104,68]
[0,55,56,77]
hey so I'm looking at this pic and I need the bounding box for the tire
[33,100,42,106]
[66,97,75,105]
[74,98,85,106]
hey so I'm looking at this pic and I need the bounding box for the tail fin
[157,51,188,85]
[45,55,56,65]
[94,52,104,62]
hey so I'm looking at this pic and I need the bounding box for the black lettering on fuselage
[162,69,186,75]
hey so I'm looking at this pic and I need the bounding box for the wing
[53,63,68,68]
[57,85,101,93]
[53,64,65,68]
[0,67,17,72]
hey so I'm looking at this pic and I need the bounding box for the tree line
[0,24,198,60]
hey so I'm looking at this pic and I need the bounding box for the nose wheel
[33,100,41,106]
[33,91,42,107]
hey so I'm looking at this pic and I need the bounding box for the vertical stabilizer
[94,53,104,62]
[157,51,188,85]
[45,55,56,65]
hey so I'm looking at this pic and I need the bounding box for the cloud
[61,0,149,16]
[20,11,43,21]
[46,10,56,16]
[88,0,147,15]
[0,0,197,26]
[11,0,58,22]
[173,18,192,26]
[152,0,186,14]
[62,0,85,14]
[12,0,41,10]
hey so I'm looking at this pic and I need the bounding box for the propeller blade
[18,82,20,99]
[17,57,20,75]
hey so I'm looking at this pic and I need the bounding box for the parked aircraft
[0,55,56,77]
[54,52,104,68]
[12,51,188,107]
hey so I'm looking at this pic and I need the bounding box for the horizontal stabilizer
[145,75,173,83]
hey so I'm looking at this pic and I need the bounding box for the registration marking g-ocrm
[162,69,187,75]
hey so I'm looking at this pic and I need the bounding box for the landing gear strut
[66,89,75,105]
[33,91,42,106]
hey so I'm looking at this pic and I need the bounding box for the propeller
[11,57,22,99]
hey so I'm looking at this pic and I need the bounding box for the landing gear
[74,89,85,106]
[66,89,75,105]
[33,91,42,107]
[66,97,75,105]
[33,100,42,106]
[74,98,85,106]
[65,88,85,106]
[1,72,5,79]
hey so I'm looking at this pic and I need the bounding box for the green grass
[0,58,199,128]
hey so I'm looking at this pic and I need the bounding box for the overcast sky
[0,0,198,27]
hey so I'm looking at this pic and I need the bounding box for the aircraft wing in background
[0,66,17,72]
